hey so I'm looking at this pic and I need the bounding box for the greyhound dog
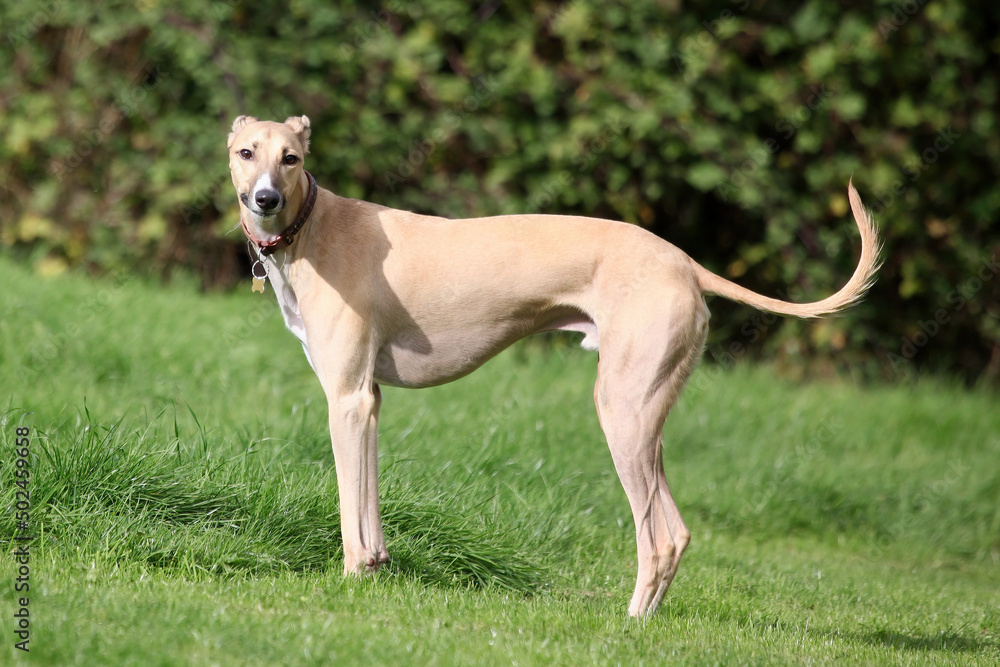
[227,115,880,617]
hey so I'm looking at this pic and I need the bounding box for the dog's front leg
[328,385,388,574]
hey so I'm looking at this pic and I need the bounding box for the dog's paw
[363,547,390,573]
[344,548,390,576]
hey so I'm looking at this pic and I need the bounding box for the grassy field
[1,255,998,665]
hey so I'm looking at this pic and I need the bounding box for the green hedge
[1,0,997,382]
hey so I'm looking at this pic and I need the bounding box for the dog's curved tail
[693,180,882,319]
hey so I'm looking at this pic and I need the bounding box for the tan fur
[228,116,880,617]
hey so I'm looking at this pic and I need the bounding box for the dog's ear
[227,115,258,148]
[284,115,311,154]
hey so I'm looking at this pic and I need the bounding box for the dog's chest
[265,252,314,369]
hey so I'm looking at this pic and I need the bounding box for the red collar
[241,170,318,256]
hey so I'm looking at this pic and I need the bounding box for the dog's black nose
[255,189,281,211]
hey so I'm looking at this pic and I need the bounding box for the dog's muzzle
[254,188,282,214]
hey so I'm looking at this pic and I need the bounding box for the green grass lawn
[2,255,998,665]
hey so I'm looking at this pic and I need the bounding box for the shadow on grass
[850,628,998,655]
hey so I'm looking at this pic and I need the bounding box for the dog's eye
[238,149,253,160]
[283,154,299,166]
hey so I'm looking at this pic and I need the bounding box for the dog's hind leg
[594,294,707,617]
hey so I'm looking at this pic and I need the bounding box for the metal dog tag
[251,258,268,293]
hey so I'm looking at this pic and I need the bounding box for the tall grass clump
[2,411,545,593]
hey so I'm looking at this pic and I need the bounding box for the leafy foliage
[1,0,997,381]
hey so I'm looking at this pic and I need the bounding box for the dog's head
[228,115,311,236]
